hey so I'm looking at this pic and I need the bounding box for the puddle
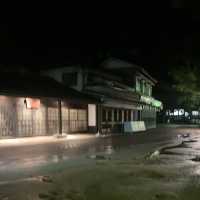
[105,145,115,155]
[87,154,111,160]
[0,175,53,185]
[160,138,198,156]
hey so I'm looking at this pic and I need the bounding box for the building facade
[0,74,95,138]
[42,58,162,134]
[0,96,88,137]
[0,59,162,139]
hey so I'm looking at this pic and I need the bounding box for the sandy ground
[1,127,200,199]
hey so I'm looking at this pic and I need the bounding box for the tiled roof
[0,73,99,103]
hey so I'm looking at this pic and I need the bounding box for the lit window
[149,85,152,96]
[136,77,140,92]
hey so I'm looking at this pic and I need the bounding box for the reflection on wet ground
[1,127,200,180]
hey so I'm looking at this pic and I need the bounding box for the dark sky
[1,8,200,82]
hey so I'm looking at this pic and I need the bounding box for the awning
[103,98,142,110]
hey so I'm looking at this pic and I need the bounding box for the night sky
[1,8,200,83]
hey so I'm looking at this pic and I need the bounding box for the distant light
[174,109,179,116]
[192,111,199,116]
[185,112,189,117]
[25,98,40,109]
[179,109,184,116]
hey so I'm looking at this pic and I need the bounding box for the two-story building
[42,58,162,134]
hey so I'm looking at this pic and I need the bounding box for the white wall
[88,104,96,127]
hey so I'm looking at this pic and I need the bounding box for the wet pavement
[1,127,200,182]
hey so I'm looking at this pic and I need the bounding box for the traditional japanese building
[0,72,97,138]
[0,59,162,139]
[42,58,163,134]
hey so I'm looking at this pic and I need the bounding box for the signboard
[88,104,96,126]
[124,121,146,133]
[25,98,40,109]
[140,95,163,109]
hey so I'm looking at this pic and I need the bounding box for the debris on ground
[145,150,160,160]
[38,193,49,199]
[54,133,68,138]
[154,192,178,199]
[183,139,198,143]
[0,193,8,200]
[31,175,53,183]
[42,175,53,183]
[146,140,191,160]
[191,155,200,162]
[183,133,190,138]
[177,133,190,139]
[149,150,160,160]
[87,154,110,160]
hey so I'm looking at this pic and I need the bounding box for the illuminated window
[136,77,140,92]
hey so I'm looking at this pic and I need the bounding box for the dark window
[128,110,132,121]
[102,109,106,122]
[119,110,122,122]
[124,110,128,121]
[62,72,77,86]
[132,110,137,120]
[114,109,118,121]
[140,80,143,93]
[138,110,141,121]
[108,109,112,121]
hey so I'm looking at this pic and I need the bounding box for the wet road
[1,127,200,181]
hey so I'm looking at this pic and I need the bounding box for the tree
[169,64,200,110]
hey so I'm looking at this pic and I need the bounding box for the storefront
[0,96,89,138]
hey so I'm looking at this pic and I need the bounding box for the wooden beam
[58,99,62,134]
